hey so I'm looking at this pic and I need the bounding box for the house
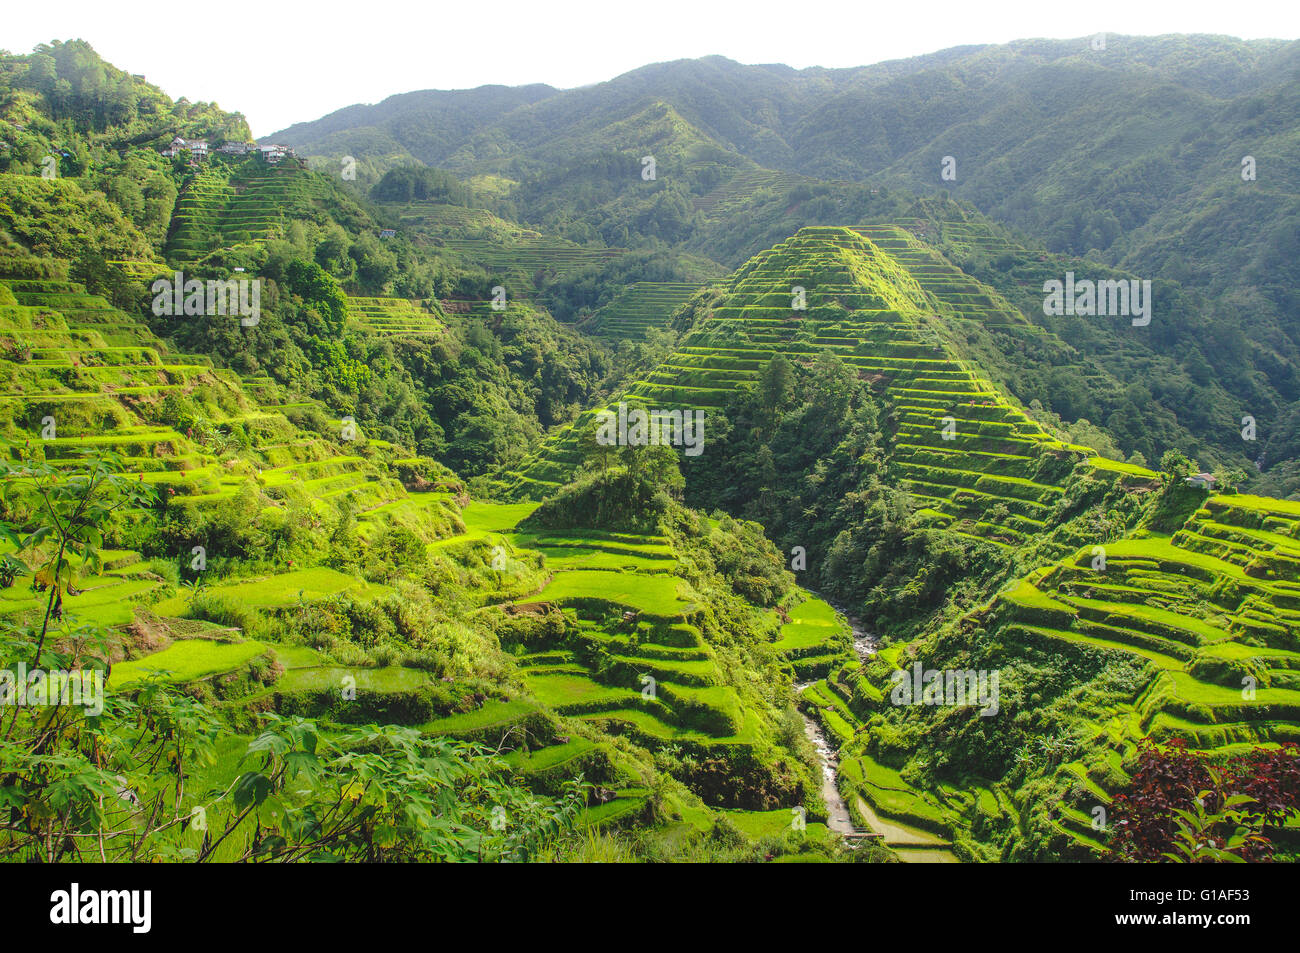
[164,136,209,161]
[1186,472,1217,489]
[258,144,288,163]
[378,229,397,240]
[219,141,253,155]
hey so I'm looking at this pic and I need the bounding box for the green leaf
[232,772,272,811]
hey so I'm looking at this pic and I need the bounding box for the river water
[797,596,877,836]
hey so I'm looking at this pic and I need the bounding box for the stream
[796,597,877,836]
[796,597,960,862]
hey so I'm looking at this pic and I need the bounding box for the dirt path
[854,796,961,863]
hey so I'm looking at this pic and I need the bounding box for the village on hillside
[161,136,295,165]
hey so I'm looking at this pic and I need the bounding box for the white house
[164,137,209,160]
[1186,472,1217,489]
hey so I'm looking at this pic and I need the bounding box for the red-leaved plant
[1107,738,1300,862]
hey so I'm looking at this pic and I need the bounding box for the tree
[759,355,794,420]
[1159,449,1194,479]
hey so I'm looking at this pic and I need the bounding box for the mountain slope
[0,241,869,861]
[270,36,1300,493]
[487,224,1300,860]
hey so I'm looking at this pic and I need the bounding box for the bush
[190,590,264,635]
[523,467,672,535]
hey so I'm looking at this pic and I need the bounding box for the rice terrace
[1,0,1299,908]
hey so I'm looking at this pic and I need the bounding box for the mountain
[1,35,1298,866]
[271,36,1300,494]
[0,42,872,863]
[493,223,1300,859]
[270,83,556,171]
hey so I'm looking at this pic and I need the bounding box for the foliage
[0,451,155,666]
[1107,740,1300,863]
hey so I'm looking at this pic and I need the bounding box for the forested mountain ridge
[273,35,1300,495]
[0,35,1297,865]
[0,41,875,863]
[274,37,1297,178]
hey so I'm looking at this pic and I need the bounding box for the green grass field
[110,638,268,688]
[532,569,694,618]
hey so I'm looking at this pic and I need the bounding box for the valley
[0,32,1297,866]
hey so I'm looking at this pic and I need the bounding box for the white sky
[4,0,1298,136]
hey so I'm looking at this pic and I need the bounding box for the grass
[4,583,155,628]
[162,567,392,615]
[460,501,540,535]
[532,570,693,618]
[1165,671,1300,709]
[508,533,676,572]
[420,699,539,736]
[1064,595,1226,644]
[267,642,328,669]
[110,638,267,688]
[503,738,596,773]
[577,707,744,744]
[718,808,830,841]
[773,596,844,652]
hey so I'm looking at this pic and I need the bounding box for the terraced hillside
[166,158,328,262]
[692,167,807,220]
[501,226,1140,554]
[438,296,534,319]
[0,254,444,534]
[0,254,642,837]
[439,236,625,288]
[0,249,866,859]
[581,281,701,341]
[487,223,1300,860]
[373,202,534,246]
[808,490,1300,861]
[417,500,857,834]
[347,295,446,338]
[855,223,1036,330]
